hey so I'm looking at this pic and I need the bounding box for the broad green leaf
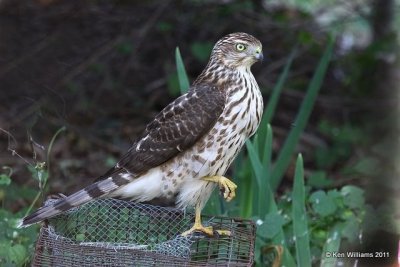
[309,190,337,217]
[175,47,190,94]
[0,174,11,186]
[292,154,311,267]
[258,212,286,239]
[341,185,364,210]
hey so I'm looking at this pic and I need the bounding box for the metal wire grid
[32,198,255,266]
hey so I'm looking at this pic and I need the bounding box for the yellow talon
[182,176,237,237]
[182,203,214,236]
[202,175,237,202]
[182,203,231,237]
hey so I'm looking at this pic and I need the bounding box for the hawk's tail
[18,174,133,228]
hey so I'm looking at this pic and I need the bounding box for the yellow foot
[181,224,231,237]
[181,223,214,237]
[181,202,232,237]
[202,175,237,202]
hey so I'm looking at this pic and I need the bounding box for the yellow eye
[235,43,246,51]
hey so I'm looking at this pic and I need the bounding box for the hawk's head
[211,32,263,69]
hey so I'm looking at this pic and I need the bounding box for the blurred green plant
[0,127,65,266]
[0,168,39,266]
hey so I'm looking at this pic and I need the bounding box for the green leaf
[307,171,333,188]
[256,48,296,147]
[258,212,286,239]
[270,36,335,190]
[262,48,296,124]
[8,244,27,265]
[340,215,360,243]
[292,154,311,267]
[0,174,11,186]
[309,190,337,217]
[320,227,341,267]
[262,124,273,170]
[246,139,272,218]
[341,185,364,209]
[175,47,190,94]
[245,140,264,188]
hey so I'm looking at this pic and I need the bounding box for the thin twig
[0,128,33,166]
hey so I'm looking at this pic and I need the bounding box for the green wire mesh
[32,199,255,266]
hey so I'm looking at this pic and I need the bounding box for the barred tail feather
[18,173,133,228]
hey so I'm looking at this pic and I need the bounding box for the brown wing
[97,84,225,180]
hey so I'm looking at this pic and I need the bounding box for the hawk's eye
[235,43,247,51]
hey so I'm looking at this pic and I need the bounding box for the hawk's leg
[181,203,213,236]
[181,176,236,237]
[202,175,237,202]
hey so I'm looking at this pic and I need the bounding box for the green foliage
[310,190,338,216]
[270,36,335,191]
[307,171,333,188]
[1,127,66,266]
[315,120,364,169]
[292,155,311,267]
[0,170,40,266]
[0,167,12,186]
[175,47,190,94]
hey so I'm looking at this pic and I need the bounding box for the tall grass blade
[320,227,341,267]
[245,140,264,188]
[262,124,273,170]
[246,138,293,266]
[256,48,296,150]
[292,154,311,267]
[233,153,254,218]
[270,37,335,190]
[175,47,190,94]
[263,48,297,124]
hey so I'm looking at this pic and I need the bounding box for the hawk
[19,32,264,236]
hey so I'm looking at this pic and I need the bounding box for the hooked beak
[254,47,263,62]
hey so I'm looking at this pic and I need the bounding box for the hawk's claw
[202,175,237,202]
[182,224,214,237]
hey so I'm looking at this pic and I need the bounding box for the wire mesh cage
[32,198,256,266]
